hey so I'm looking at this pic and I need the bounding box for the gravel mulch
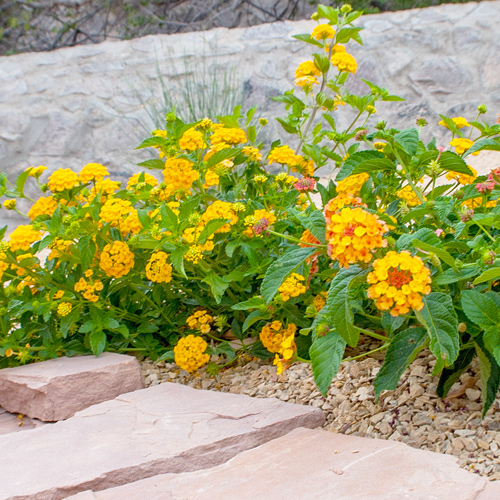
[141,350,500,480]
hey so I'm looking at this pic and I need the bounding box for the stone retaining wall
[1,1,499,209]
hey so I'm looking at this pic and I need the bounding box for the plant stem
[343,343,389,362]
[266,229,326,248]
[355,326,389,342]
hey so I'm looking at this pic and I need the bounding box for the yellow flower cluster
[179,127,206,151]
[89,179,121,202]
[186,310,213,334]
[367,251,431,316]
[313,292,327,312]
[99,241,134,278]
[203,170,220,189]
[278,273,307,302]
[79,163,109,183]
[449,138,477,156]
[396,185,425,207]
[47,168,79,192]
[324,194,364,223]
[161,158,199,199]
[445,165,477,185]
[99,198,133,226]
[295,60,321,79]
[327,207,388,268]
[273,333,297,375]
[120,210,142,236]
[0,253,8,281]
[200,200,239,233]
[210,127,247,146]
[3,199,16,210]
[74,273,103,302]
[242,146,263,161]
[9,225,42,252]
[311,23,335,40]
[26,165,47,178]
[462,197,497,209]
[57,302,72,317]
[268,145,303,166]
[260,321,296,354]
[244,209,277,237]
[330,45,357,74]
[48,238,73,260]
[439,116,470,129]
[127,172,158,190]
[28,196,58,220]
[145,251,173,283]
[336,173,369,196]
[294,159,315,177]
[174,334,210,373]
[182,227,214,264]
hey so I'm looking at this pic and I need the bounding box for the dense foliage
[2,4,500,415]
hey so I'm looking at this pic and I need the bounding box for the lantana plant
[2,4,500,415]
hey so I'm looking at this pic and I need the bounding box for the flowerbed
[2,4,500,416]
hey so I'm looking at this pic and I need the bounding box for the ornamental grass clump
[2,4,500,416]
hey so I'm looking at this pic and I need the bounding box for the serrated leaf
[135,137,168,150]
[89,330,106,356]
[137,159,165,170]
[412,239,455,269]
[15,170,30,198]
[170,246,187,278]
[310,330,346,396]
[419,151,473,175]
[197,218,228,245]
[242,309,271,332]
[202,272,229,304]
[159,202,178,231]
[416,293,459,373]
[397,228,439,250]
[435,266,481,285]
[60,306,81,338]
[335,27,363,45]
[473,267,500,285]
[232,297,265,310]
[102,317,120,330]
[336,151,384,181]
[316,5,338,23]
[289,207,326,244]
[475,333,500,417]
[215,342,236,360]
[436,347,476,398]
[206,148,240,169]
[464,138,500,158]
[292,33,323,47]
[261,247,317,304]
[325,266,368,347]
[78,236,96,270]
[350,158,396,176]
[374,327,428,398]
[461,290,500,328]
[395,128,419,156]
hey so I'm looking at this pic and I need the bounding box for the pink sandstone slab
[0,382,324,500]
[68,427,496,500]
[0,406,48,435]
[0,353,144,421]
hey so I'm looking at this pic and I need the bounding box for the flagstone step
[68,427,500,500]
[0,353,143,421]
[0,406,48,435]
[0,382,324,500]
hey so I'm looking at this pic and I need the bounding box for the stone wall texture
[1,0,500,215]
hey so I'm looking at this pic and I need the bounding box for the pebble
[140,351,500,480]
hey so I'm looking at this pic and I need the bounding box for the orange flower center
[343,225,355,237]
[387,267,412,288]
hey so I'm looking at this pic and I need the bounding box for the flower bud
[166,112,176,122]
[3,199,16,210]
[355,129,368,141]
[341,4,352,12]
[478,104,488,114]
[316,323,330,337]
[425,159,442,178]
[40,183,49,193]
[416,117,428,127]
[311,12,320,20]
[259,118,268,126]
[460,209,474,222]
[375,121,387,130]
[482,250,496,266]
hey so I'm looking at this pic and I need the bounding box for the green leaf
[374,327,428,398]
[464,138,500,158]
[261,247,317,304]
[475,333,500,417]
[313,53,330,73]
[78,236,96,270]
[350,158,396,176]
[170,246,187,278]
[137,159,165,170]
[225,239,240,258]
[416,293,459,374]
[135,137,168,149]
[325,265,368,347]
[292,33,323,48]
[412,239,455,269]
[232,297,265,310]
[197,218,228,245]
[60,306,81,338]
[243,310,271,332]
[335,27,363,45]
[89,330,106,356]
[202,272,229,304]
[473,267,500,285]
[206,148,240,169]
[418,151,473,176]
[436,347,476,398]
[215,342,236,360]
[397,228,439,250]
[461,290,500,328]
[336,151,384,181]
[159,202,178,231]
[102,317,120,330]
[316,5,338,23]
[434,266,481,285]
[15,170,30,198]
[289,207,326,244]
[395,128,419,156]
[309,330,346,396]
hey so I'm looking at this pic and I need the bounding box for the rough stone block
[0,353,143,421]
[0,383,324,500]
[69,427,494,500]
